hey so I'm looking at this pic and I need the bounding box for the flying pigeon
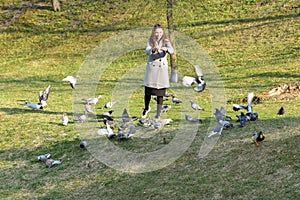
[208,123,223,138]
[233,92,254,113]
[214,107,232,122]
[80,140,87,149]
[104,101,117,109]
[190,100,204,111]
[185,114,202,123]
[252,131,265,146]
[62,112,69,126]
[62,75,78,89]
[182,65,206,92]
[161,104,172,113]
[106,123,116,139]
[38,85,51,107]
[126,125,136,138]
[97,110,114,121]
[82,95,102,105]
[171,95,182,104]
[277,106,285,115]
[24,101,43,110]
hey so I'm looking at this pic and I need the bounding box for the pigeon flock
[25,66,284,168]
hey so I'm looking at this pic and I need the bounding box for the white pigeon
[45,159,61,168]
[182,65,206,92]
[82,95,102,105]
[62,75,78,89]
[190,100,204,111]
[24,101,43,110]
[38,85,51,107]
[104,101,117,108]
[62,112,68,126]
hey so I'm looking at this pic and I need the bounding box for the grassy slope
[0,0,300,199]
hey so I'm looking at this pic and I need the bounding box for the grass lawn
[0,0,299,199]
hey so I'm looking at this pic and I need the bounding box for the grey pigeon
[126,125,136,138]
[185,114,202,123]
[38,85,51,107]
[171,95,182,104]
[24,101,43,110]
[161,104,172,113]
[236,112,248,127]
[74,111,88,123]
[214,107,232,121]
[62,75,78,89]
[122,108,137,123]
[80,140,87,149]
[117,127,126,140]
[208,123,223,138]
[190,100,204,111]
[152,118,173,131]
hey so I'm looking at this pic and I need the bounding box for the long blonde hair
[149,23,168,48]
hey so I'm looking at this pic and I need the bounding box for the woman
[142,23,174,119]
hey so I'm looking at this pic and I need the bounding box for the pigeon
[171,95,182,104]
[214,107,232,122]
[80,140,87,149]
[38,154,61,168]
[236,112,248,127]
[208,123,223,138]
[38,153,51,162]
[104,101,117,108]
[84,103,93,113]
[82,95,102,105]
[24,101,43,110]
[106,123,116,139]
[74,111,88,123]
[233,92,254,113]
[190,100,204,111]
[163,137,167,144]
[161,104,172,113]
[185,114,202,123]
[152,118,173,131]
[103,118,116,129]
[45,159,61,168]
[38,85,51,107]
[252,131,265,146]
[62,112,69,126]
[126,125,136,138]
[219,119,234,129]
[97,110,114,121]
[138,118,155,127]
[117,127,126,140]
[277,106,285,115]
[62,75,78,89]
[182,65,206,92]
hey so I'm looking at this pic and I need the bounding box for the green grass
[1,0,300,199]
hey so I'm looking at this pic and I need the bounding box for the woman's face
[153,28,164,41]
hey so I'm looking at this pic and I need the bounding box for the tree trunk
[166,0,178,83]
